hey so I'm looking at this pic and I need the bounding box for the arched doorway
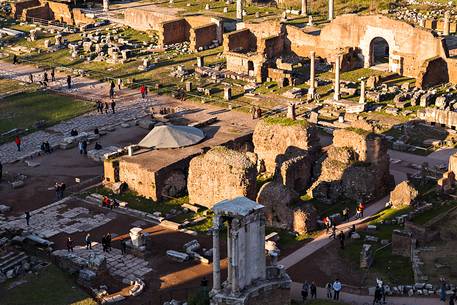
[369,37,389,70]
[247,60,254,76]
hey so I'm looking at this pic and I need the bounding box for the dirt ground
[0,125,148,216]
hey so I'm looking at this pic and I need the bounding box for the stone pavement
[290,282,442,305]
[0,198,113,239]
[0,61,156,163]
[54,243,153,284]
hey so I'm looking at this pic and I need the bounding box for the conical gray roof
[138,125,205,149]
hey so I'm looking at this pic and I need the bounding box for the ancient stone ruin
[211,197,291,305]
[390,180,419,208]
[187,146,257,208]
[309,128,394,204]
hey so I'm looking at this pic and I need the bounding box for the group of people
[301,281,317,301]
[78,140,88,155]
[326,279,343,300]
[441,279,457,305]
[40,141,52,154]
[84,233,127,254]
[96,100,116,114]
[250,106,263,119]
[140,84,148,99]
[28,69,56,87]
[101,195,118,209]
[55,182,66,200]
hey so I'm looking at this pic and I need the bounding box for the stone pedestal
[359,79,366,104]
[129,227,144,248]
[224,87,232,101]
[308,51,316,99]
[287,103,296,120]
[185,81,193,92]
[444,11,450,36]
[197,56,204,68]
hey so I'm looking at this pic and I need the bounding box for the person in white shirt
[333,279,342,300]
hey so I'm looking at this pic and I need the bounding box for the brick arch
[359,25,400,71]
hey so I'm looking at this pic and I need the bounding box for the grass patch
[0,264,96,305]
[263,116,309,127]
[0,91,93,138]
[90,186,189,215]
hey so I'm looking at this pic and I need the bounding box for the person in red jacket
[140,85,146,99]
[15,136,21,151]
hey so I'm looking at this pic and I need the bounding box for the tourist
[332,279,342,300]
[117,78,122,90]
[140,84,146,98]
[342,207,350,222]
[85,233,92,250]
[144,86,148,97]
[250,106,256,119]
[15,136,21,152]
[70,129,78,136]
[94,128,99,135]
[51,68,55,82]
[256,107,262,118]
[329,223,337,239]
[0,161,2,182]
[13,54,17,64]
[78,141,83,155]
[44,141,51,153]
[29,73,33,84]
[105,233,112,252]
[440,279,447,302]
[449,290,456,305]
[104,101,109,114]
[82,140,88,155]
[326,282,333,299]
[55,182,61,200]
[67,75,72,89]
[301,281,309,301]
[111,100,116,114]
[43,71,48,83]
[102,196,110,208]
[338,231,345,249]
[121,239,127,254]
[101,235,107,252]
[96,101,103,113]
[310,282,317,299]
[59,182,66,199]
[25,211,31,226]
[109,86,114,99]
[359,202,366,217]
[94,142,102,150]
[110,80,115,91]
[66,237,74,252]
[356,206,362,219]
[373,286,382,304]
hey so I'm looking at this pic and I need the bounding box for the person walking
[82,140,87,155]
[25,211,31,226]
[66,237,74,252]
[140,84,146,99]
[51,68,55,82]
[333,279,342,301]
[78,141,83,155]
[326,282,333,299]
[43,71,48,83]
[109,86,114,99]
[449,290,456,305]
[117,78,122,90]
[111,100,116,114]
[324,216,331,234]
[310,282,317,299]
[339,231,346,249]
[121,239,127,254]
[55,182,61,200]
[441,279,447,302]
[0,161,3,182]
[59,182,66,199]
[106,233,112,252]
[373,286,382,305]
[330,223,337,239]
[301,282,309,302]
[85,233,92,250]
[29,73,34,84]
[342,207,350,222]
[67,75,72,89]
[13,54,18,64]
[101,235,107,252]
[15,136,21,152]
[359,202,366,218]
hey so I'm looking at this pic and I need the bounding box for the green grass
[301,194,357,218]
[0,79,36,95]
[0,264,96,305]
[0,91,93,138]
[263,117,309,127]
[91,186,189,215]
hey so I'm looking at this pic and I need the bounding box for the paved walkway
[290,283,442,305]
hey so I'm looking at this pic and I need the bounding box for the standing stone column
[103,0,109,12]
[308,51,316,99]
[212,216,221,292]
[444,11,450,36]
[231,230,239,295]
[287,103,296,120]
[236,0,243,21]
[359,79,366,104]
[328,0,334,21]
[301,0,308,16]
[333,55,341,101]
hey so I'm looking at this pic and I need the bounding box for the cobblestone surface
[0,199,113,238]
[0,63,156,163]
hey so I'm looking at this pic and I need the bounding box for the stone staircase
[0,251,29,277]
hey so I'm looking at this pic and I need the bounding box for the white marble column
[236,0,243,21]
[231,230,239,295]
[333,55,340,101]
[301,0,308,16]
[328,0,334,21]
[444,11,450,36]
[212,216,221,292]
[226,220,232,287]
[103,0,109,12]
[359,79,366,104]
[308,51,316,99]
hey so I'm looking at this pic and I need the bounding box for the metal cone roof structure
[138,124,205,149]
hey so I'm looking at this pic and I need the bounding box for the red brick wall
[11,0,40,19]
[190,23,217,50]
[159,18,190,46]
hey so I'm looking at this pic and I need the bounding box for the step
[0,252,28,273]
